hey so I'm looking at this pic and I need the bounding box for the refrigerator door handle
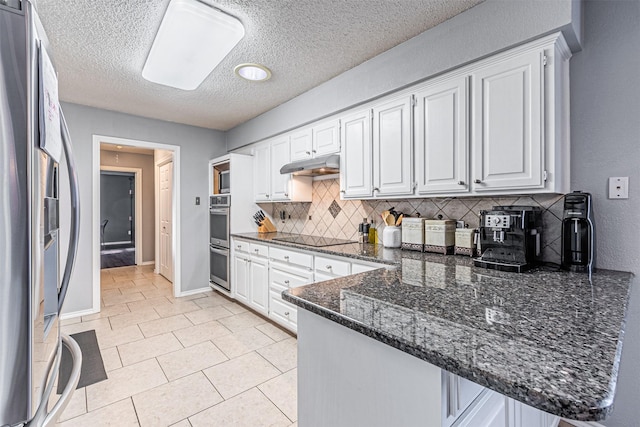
[26,334,82,427]
[57,109,80,312]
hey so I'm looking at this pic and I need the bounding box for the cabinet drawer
[269,291,298,324]
[315,255,350,276]
[270,265,313,288]
[270,246,313,269]
[249,242,269,258]
[233,239,250,253]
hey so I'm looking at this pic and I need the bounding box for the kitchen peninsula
[229,233,635,426]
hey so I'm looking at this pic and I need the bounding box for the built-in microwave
[218,170,230,194]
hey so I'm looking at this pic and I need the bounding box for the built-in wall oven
[209,195,230,291]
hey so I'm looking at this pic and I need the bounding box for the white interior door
[159,161,173,281]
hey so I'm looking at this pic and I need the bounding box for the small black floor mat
[101,247,135,269]
[57,330,107,393]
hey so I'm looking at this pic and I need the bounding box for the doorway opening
[100,171,136,268]
[92,135,181,314]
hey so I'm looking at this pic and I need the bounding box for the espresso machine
[561,192,596,275]
[474,206,543,272]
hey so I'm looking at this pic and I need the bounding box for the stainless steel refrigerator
[1,0,82,425]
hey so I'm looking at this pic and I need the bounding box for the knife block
[257,217,277,233]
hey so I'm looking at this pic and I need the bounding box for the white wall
[224,0,640,424]
[569,2,640,426]
[225,0,580,151]
[60,103,226,314]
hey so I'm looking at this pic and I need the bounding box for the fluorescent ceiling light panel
[142,0,245,90]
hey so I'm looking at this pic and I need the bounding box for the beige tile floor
[56,265,298,427]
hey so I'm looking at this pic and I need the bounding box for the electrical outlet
[195,196,200,205]
[608,177,629,199]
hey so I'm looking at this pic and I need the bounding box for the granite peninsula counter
[232,232,634,422]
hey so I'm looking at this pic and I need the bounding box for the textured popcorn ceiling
[35,0,482,131]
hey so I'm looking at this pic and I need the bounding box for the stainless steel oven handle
[210,246,229,255]
[58,108,80,313]
[209,208,229,214]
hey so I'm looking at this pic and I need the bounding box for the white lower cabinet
[269,260,313,332]
[249,256,269,315]
[231,239,269,315]
[233,252,250,304]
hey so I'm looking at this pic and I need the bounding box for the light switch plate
[608,177,629,199]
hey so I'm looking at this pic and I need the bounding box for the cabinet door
[270,136,292,201]
[340,109,373,198]
[415,76,469,194]
[455,391,507,427]
[233,254,249,303]
[472,49,544,192]
[290,128,313,161]
[253,144,271,201]
[249,257,269,315]
[313,119,340,157]
[507,399,558,427]
[372,95,414,196]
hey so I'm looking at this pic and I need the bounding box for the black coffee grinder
[561,191,596,276]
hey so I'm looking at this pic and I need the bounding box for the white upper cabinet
[253,144,271,202]
[372,95,414,197]
[340,109,373,198]
[312,119,341,157]
[253,137,312,203]
[471,49,543,192]
[270,136,292,200]
[290,128,313,161]
[415,75,469,194]
[290,119,340,161]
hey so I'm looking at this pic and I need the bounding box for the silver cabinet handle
[312,149,316,153]
[247,259,252,264]
[373,187,379,192]
[284,255,290,260]
[284,311,290,316]
[254,248,259,252]
[340,190,345,194]
[284,193,289,197]
[284,280,290,285]
[458,181,465,185]
[474,179,482,184]
[305,151,311,155]
[326,265,332,270]
[237,245,241,249]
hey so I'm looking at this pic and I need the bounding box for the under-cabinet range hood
[280,154,340,176]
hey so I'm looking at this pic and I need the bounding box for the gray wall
[570,2,640,426]
[101,150,156,262]
[225,0,640,424]
[60,103,226,314]
[226,0,579,150]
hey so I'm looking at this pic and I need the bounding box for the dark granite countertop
[232,232,634,421]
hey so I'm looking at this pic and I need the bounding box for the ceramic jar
[383,226,402,248]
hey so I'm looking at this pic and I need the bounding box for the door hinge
[543,55,548,66]
[543,170,548,181]
[129,189,133,195]
[411,95,416,108]
[128,230,131,235]
[129,216,132,221]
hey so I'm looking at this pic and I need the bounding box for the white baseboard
[563,420,606,427]
[140,261,155,266]
[177,286,211,298]
[60,307,99,320]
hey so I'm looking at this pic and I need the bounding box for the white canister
[383,226,402,248]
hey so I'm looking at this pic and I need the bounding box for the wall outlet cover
[608,177,629,199]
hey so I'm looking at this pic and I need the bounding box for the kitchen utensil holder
[257,217,277,233]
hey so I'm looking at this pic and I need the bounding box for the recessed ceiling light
[142,0,245,90]
[234,63,272,81]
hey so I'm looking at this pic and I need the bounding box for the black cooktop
[272,235,357,247]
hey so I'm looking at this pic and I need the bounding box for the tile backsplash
[262,179,565,263]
